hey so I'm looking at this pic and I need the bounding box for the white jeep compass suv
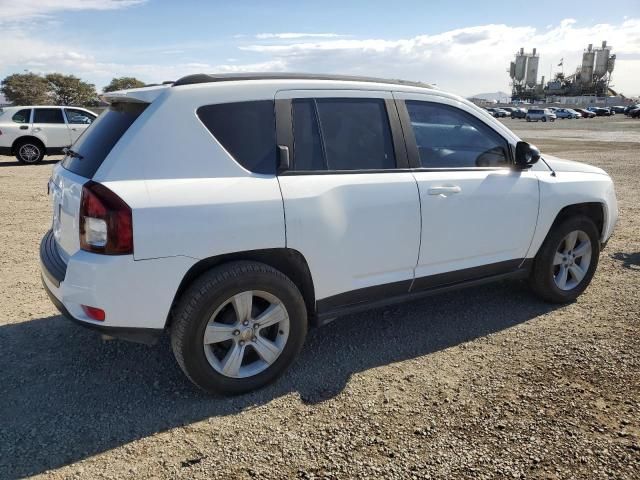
[0,106,96,163]
[40,74,618,394]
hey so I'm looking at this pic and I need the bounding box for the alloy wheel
[553,230,592,291]
[18,144,40,163]
[203,290,290,378]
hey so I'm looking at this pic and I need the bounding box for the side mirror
[514,141,540,169]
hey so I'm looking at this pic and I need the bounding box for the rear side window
[12,109,31,124]
[61,102,148,178]
[34,108,64,124]
[65,108,96,124]
[292,98,396,171]
[197,101,276,174]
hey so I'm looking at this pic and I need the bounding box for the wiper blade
[63,147,83,160]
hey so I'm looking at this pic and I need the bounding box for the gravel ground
[0,116,638,479]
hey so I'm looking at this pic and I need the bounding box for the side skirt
[315,260,532,326]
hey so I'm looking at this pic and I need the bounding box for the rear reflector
[82,305,106,321]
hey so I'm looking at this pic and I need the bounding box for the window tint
[197,100,276,174]
[12,109,32,124]
[406,101,509,168]
[65,108,95,124]
[317,98,395,170]
[34,108,64,124]
[61,102,148,178]
[292,99,325,170]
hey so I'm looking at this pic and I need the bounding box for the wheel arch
[12,135,45,154]
[531,202,606,260]
[166,248,317,329]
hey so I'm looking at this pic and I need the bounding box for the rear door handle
[19,125,28,130]
[427,185,462,196]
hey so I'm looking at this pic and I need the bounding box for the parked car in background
[575,108,596,118]
[0,106,97,163]
[611,106,626,114]
[588,107,612,117]
[526,108,556,122]
[40,73,618,394]
[486,108,508,118]
[556,108,581,119]
[629,107,640,119]
[511,108,527,119]
[624,104,640,115]
[500,107,516,114]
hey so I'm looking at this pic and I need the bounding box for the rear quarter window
[196,100,276,175]
[61,102,148,178]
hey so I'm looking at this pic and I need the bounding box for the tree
[0,73,50,105]
[45,73,98,106]
[103,77,146,92]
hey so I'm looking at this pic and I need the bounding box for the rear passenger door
[64,108,96,143]
[32,108,72,149]
[275,90,421,313]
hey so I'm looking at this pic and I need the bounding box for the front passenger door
[32,108,72,149]
[395,94,539,286]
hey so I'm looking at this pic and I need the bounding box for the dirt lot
[0,116,638,479]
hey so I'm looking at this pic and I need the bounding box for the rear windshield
[61,102,148,178]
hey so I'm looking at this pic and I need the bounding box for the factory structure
[509,41,620,104]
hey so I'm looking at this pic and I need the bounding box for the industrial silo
[509,61,516,79]
[525,48,539,87]
[594,41,610,78]
[581,44,595,84]
[607,54,616,74]
[515,48,527,82]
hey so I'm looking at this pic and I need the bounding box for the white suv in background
[526,108,557,122]
[0,106,96,163]
[40,74,618,394]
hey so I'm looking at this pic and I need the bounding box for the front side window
[12,109,31,124]
[65,108,96,124]
[197,100,276,174]
[292,98,396,171]
[406,101,509,168]
[34,108,64,124]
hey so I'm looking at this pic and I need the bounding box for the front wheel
[530,216,600,303]
[542,117,547,122]
[15,140,45,164]
[171,261,307,395]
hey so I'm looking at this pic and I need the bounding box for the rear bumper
[41,274,163,345]
[39,229,197,339]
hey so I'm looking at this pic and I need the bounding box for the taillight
[80,181,133,254]
[81,305,106,321]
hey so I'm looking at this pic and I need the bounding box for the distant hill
[468,91,511,102]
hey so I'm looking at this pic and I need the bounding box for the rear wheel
[542,117,547,122]
[15,139,45,164]
[171,261,307,395]
[530,216,600,303]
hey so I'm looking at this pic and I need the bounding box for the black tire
[529,216,600,303]
[542,117,547,122]
[171,261,307,395]
[15,139,45,164]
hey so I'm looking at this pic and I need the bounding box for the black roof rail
[172,72,434,89]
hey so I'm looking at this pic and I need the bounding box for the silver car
[526,108,556,122]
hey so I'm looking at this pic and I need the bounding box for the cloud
[254,33,344,40]
[0,0,146,22]
[0,16,638,97]
[238,19,640,96]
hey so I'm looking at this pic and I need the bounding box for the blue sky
[0,0,638,96]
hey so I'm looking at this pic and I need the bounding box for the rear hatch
[49,94,157,262]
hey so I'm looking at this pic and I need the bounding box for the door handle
[19,125,28,130]
[427,185,462,196]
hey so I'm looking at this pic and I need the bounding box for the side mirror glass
[515,141,540,169]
